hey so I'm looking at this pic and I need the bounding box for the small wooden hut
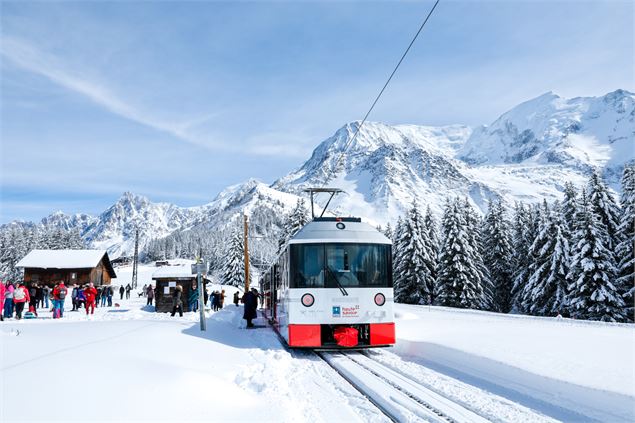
[152,265,200,313]
[17,249,116,287]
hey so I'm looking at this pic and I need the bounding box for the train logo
[332,306,341,317]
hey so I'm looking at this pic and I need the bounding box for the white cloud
[0,36,218,150]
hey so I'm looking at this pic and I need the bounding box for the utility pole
[243,213,250,292]
[195,257,206,331]
[132,228,139,289]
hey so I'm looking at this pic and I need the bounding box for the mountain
[4,90,633,257]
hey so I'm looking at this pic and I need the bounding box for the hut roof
[152,264,194,279]
[17,249,117,278]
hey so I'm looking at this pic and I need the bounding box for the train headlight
[374,293,386,306]
[301,293,315,307]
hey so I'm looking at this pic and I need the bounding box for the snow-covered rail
[317,351,492,423]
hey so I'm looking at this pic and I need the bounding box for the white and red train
[262,217,395,349]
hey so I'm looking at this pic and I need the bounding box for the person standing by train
[242,289,258,328]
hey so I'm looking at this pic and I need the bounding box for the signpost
[192,259,207,331]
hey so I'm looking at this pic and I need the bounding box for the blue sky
[1,0,633,223]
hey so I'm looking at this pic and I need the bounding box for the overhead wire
[327,0,441,181]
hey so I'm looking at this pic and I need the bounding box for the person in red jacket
[12,283,30,320]
[84,283,97,315]
[53,281,68,318]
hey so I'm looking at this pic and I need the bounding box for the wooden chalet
[152,264,207,313]
[17,249,116,287]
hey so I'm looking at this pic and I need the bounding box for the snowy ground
[1,285,633,422]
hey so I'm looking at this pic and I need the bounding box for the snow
[393,304,635,422]
[2,278,633,423]
[16,249,109,269]
[151,263,196,279]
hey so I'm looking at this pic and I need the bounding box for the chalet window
[71,272,77,280]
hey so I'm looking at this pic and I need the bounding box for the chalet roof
[152,265,195,279]
[17,249,117,278]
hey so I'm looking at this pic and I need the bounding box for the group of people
[2,280,69,319]
[70,283,107,314]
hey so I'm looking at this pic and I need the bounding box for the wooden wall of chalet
[153,278,197,313]
[23,259,112,287]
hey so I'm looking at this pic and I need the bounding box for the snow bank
[393,304,635,422]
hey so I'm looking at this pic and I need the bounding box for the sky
[1,0,633,223]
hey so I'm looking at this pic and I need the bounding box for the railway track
[316,350,492,423]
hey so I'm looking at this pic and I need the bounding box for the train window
[325,244,391,288]
[290,244,325,288]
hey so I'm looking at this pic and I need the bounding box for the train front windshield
[290,243,392,289]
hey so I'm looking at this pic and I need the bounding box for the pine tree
[278,199,310,253]
[587,171,621,251]
[567,189,626,322]
[616,163,635,321]
[221,223,252,287]
[511,203,539,312]
[383,222,393,241]
[462,198,492,309]
[522,202,570,316]
[561,181,578,234]
[394,203,434,304]
[483,199,514,312]
[436,199,484,308]
[392,216,405,289]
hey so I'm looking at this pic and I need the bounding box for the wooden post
[243,213,250,292]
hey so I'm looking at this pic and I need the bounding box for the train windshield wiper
[327,266,349,296]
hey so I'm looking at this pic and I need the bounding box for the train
[262,216,395,349]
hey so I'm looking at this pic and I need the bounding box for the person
[13,283,30,320]
[146,285,154,306]
[77,287,86,310]
[210,290,218,312]
[171,285,183,317]
[233,291,240,307]
[4,282,15,318]
[84,283,97,315]
[100,286,108,307]
[107,285,113,307]
[28,284,38,315]
[125,284,131,299]
[0,281,5,321]
[188,285,199,312]
[71,284,79,311]
[95,286,102,308]
[242,288,258,328]
[42,285,50,308]
[142,284,147,297]
[119,285,125,300]
[203,287,209,309]
[53,281,68,318]
[219,290,226,309]
[36,285,44,308]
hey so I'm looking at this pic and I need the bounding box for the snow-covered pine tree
[616,163,635,321]
[561,181,578,233]
[383,222,393,241]
[278,199,310,253]
[587,170,621,251]
[221,223,252,287]
[522,201,571,316]
[392,216,405,289]
[567,189,626,322]
[423,206,439,303]
[462,198,491,309]
[394,203,434,304]
[482,198,514,312]
[511,202,539,312]
[436,199,484,309]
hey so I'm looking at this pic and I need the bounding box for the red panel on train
[370,323,395,345]
[288,324,321,347]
